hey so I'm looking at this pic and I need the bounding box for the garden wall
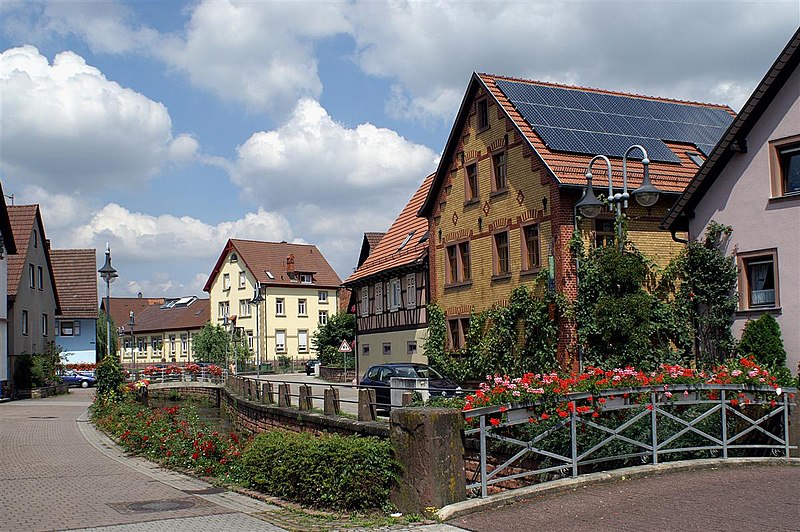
[15,383,69,399]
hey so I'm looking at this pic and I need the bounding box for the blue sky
[1,1,798,298]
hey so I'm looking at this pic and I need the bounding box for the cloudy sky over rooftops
[1,1,797,298]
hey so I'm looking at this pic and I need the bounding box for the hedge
[240,430,398,510]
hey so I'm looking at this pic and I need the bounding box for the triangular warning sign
[338,339,352,352]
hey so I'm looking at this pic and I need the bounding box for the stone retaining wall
[319,366,357,382]
[16,383,70,399]
[147,383,221,407]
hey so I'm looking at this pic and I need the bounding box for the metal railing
[463,384,797,498]
[138,368,226,385]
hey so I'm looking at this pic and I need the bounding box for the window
[594,219,615,248]
[29,264,35,288]
[362,344,370,356]
[38,266,43,290]
[230,252,238,263]
[383,342,392,356]
[275,330,286,352]
[276,298,285,316]
[738,250,780,310]
[398,231,415,251]
[523,224,541,271]
[493,231,510,276]
[465,163,479,202]
[477,98,489,130]
[138,337,146,354]
[170,335,176,354]
[686,152,705,167]
[152,337,162,354]
[406,274,416,309]
[60,321,80,336]
[318,291,328,303]
[445,242,471,285]
[360,287,369,317]
[181,334,188,353]
[778,144,800,195]
[33,229,38,248]
[407,341,417,356]
[218,301,229,319]
[298,298,307,316]
[222,273,230,290]
[300,273,312,284]
[318,310,328,325]
[42,314,48,337]
[239,299,251,317]
[239,271,246,289]
[492,151,507,191]
[374,282,383,313]
[389,278,402,311]
[247,330,254,349]
[298,330,308,352]
[448,318,470,350]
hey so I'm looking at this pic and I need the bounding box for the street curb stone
[436,457,800,521]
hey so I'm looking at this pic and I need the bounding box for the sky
[1,1,798,299]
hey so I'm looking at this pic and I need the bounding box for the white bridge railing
[463,384,797,498]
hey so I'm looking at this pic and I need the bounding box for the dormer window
[300,273,312,284]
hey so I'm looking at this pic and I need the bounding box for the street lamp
[223,315,230,375]
[128,311,136,374]
[98,243,118,358]
[251,284,265,378]
[576,145,663,244]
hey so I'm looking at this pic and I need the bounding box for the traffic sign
[338,340,352,352]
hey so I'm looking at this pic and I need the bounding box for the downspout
[670,229,689,244]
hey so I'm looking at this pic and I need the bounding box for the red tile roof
[50,249,98,319]
[345,173,433,285]
[0,183,16,255]
[365,232,385,250]
[7,204,60,311]
[478,73,735,193]
[103,297,165,332]
[420,73,735,216]
[124,299,210,334]
[203,240,342,292]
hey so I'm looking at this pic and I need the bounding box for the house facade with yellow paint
[419,73,735,365]
[204,239,341,364]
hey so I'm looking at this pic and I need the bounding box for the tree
[193,324,230,364]
[96,310,118,361]
[738,314,787,370]
[311,313,355,367]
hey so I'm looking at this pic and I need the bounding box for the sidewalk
[0,388,464,532]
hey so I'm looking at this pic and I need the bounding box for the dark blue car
[61,370,96,388]
[359,363,461,409]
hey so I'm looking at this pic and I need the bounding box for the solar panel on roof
[495,78,732,163]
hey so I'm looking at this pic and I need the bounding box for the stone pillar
[278,384,291,407]
[358,388,376,422]
[324,388,340,415]
[261,382,273,404]
[298,385,313,411]
[389,408,466,513]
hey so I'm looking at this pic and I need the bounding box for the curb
[436,457,800,521]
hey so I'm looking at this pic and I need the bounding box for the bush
[738,314,787,370]
[95,354,126,403]
[240,430,398,510]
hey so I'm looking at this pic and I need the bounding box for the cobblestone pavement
[0,389,278,532]
[448,464,800,532]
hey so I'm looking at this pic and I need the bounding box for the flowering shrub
[206,365,223,376]
[185,363,201,374]
[66,363,97,371]
[141,365,160,376]
[166,364,182,375]
[463,356,793,416]
[91,399,248,482]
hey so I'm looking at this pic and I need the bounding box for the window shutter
[406,274,416,308]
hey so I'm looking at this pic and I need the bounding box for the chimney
[137,292,143,299]
[286,254,295,273]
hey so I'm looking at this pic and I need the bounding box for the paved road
[255,372,362,416]
[448,465,800,532]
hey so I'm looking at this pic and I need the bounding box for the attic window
[418,232,429,244]
[300,273,312,284]
[398,231,415,251]
[230,253,238,263]
[266,271,275,279]
[686,152,705,167]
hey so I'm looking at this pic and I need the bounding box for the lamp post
[251,284,265,378]
[98,243,118,358]
[575,145,663,247]
[128,311,136,375]
[223,315,230,376]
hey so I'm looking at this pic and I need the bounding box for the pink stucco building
[663,28,800,374]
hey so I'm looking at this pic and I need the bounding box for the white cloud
[230,97,438,208]
[0,45,192,194]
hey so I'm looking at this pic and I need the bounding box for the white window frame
[318,310,328,325]
[318,290,328,303]
[362,344,370,356]
[239,271,246,289]
[181,334,188,353]
[239,299,251,317]
[37,266,43,291]
[22,310,29,335]
[276,298,285,316]
[42,313,48,337]
[218,301,230,319]
[382,342,392,356]
[223,273,230,290]
[60,321,74,337]
[247,330,254,349]
[275,329,286,353]
[298,298,307,316]
[29,264,35,288]
[389,278,402,311]
[300,274,312,284]
[298,329,308,352]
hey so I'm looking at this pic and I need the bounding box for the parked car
[60,370,96,388]
[304,359,320,376]
[359,363,461,408]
